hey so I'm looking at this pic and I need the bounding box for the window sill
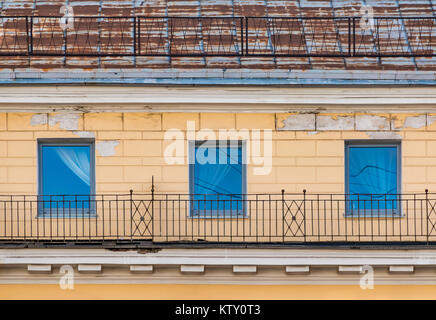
[37,216,98,219]
[189,214,248,219]
[37,211,97,219]
[344,212,404,218]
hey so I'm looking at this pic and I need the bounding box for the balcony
[0,16,435,58]
[1,191,436,248]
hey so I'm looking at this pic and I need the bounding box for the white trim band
[1,86,436,113]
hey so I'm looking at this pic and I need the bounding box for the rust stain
[0,0,433,70]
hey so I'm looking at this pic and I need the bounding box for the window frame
[188,140,247,218]
[344,140,402,217]
[37,138,96,218]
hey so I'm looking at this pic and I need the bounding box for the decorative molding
[1,86,436,113]
[3,248,436,267]
[0,249,436,284]
[77,265,102,273]
[180,265,205,273]
[338,266,364,274]
[130,265,153,273]
[2,69,436,86]
[1,266,436,285]
[286,266,310,274]
[389,266,414,273]
[27,265,52,273]
[233,265,257,273]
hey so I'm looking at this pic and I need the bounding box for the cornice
[1,85,436,112]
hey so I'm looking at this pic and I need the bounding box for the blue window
[38,140,95,217]
[189,141,246,217]
[345,141,401,216]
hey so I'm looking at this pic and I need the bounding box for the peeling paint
[48,113,80,131]
[317,115,354,131]
[403,115,427,129]
[96,141,119,157]
[277,112,425,132]
[427,115,436,127]
[367,132,402,140]
[356,114,390,131]
[30,114,48,126]
[277,113,315,131]
[73,131,95,138]
[392,114,427,130]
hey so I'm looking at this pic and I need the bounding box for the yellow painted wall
[0,111,434,242]
[0,284,435,300]
[2,111,434,195]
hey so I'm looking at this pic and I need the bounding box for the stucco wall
[1,284,436,300]
[0,111,434,195]
[0,111,434,242]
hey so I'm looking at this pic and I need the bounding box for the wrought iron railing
[0,16,435,58]
[1,191,436,247]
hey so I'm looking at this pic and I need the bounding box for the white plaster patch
[428,115,436,127]
[96,140,119,157]
[356,114,390,131]
[367,132,402,140]
[30,114,48,126]
[278,114,316,131]
[48,113,80,131]
[393,115,426,130]
[316,115,354,131]
[403,115,427,129]
[73,131,95,138]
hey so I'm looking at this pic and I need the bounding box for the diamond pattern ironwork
[283,199,305,238]
[131,199,153,238]
[428,199,436,236]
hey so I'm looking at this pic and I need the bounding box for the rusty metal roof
[0,0,435,82]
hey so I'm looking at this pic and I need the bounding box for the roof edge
[0,69,435,86]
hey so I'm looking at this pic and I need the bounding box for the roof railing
[0,16,434,58]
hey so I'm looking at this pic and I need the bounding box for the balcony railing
[0,16,435,58]
[1,191,436,247]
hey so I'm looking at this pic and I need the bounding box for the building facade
[1,0,436,299]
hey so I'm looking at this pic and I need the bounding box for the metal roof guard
[0,16,434,58]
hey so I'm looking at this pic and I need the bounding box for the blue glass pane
[348,146,398,211]
[41,145,91,209]
[192,144,243,215]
